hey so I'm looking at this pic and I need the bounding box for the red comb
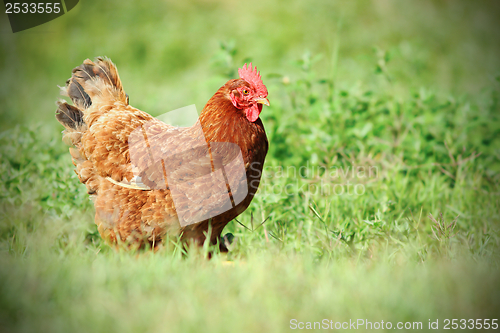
[238,63,268,97]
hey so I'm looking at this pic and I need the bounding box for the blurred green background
[1,1,500,332]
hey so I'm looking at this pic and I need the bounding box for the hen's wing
[116,117,248,228]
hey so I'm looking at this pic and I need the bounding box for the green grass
[1,0,500,332]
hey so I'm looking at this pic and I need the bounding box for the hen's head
[228,63,269,122]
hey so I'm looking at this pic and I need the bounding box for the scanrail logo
[3,0,79,32]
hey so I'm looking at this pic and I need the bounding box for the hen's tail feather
[63,57,128,110]
[65,79,92,109]
[74,57,125,94]
[55,100,85,130]
[55,57,127,197]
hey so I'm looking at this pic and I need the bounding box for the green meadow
[1,1,499,332]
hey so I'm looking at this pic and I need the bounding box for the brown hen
[55,57,269,250]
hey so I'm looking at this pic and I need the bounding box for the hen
[55,57,269,250]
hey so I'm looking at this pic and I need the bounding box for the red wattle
[245,104,261,122]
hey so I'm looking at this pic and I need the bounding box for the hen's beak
[255,97,270,106]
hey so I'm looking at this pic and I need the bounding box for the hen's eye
[242,89,249,95]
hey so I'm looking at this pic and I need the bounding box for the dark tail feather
[55,100,85,130]
[72,57,124,92]
[60,57,128,110]
[56,56,126,145]
[65,78,92,109]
